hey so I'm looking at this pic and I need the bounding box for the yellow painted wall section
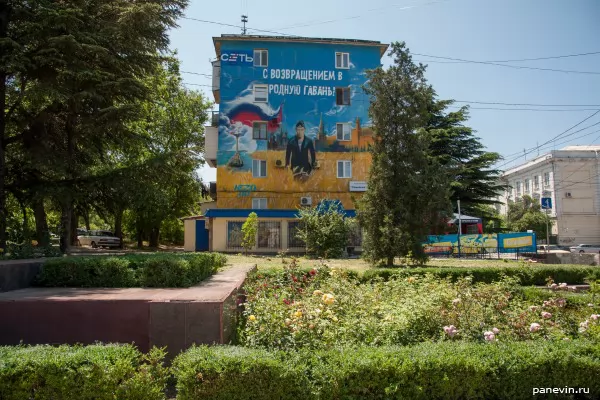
[183,219,196,252]
[217,151,371,209]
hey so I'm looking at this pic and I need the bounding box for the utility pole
[241,15,248,35]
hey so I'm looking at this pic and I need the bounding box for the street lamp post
[457,200,462,258]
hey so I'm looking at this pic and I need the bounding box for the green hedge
[34,253,227,288]
[0,344,168,400]
[172,346,311,400]
[360,265,600,285]
[173,341,600,400]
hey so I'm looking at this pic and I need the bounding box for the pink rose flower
[542,312,552,319]
[484,331,495,341]
[556,298,566,307]
[443,325,458,338]
[591,314,599,321]
[492,327,500,334]
[530,323,541,332]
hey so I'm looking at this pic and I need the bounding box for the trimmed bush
[360,265,600,285]
[34,253,227,288]
[0,344,168,400]
[174,341,600,400]
[172,346,312,400]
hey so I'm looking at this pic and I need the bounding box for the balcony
[212,60,220,103]
[205,123,218,168]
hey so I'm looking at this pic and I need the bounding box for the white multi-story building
[498,146,600,246]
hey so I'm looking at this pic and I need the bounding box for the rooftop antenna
[241,15,248,35]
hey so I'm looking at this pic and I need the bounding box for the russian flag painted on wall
[228,102,282,132]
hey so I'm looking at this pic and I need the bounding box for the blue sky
[168,0,600,183]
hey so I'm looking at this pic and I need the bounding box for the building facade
[498,146,600,246]
[203,34,388,252]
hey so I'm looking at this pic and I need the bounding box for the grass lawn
[224,254,557,271]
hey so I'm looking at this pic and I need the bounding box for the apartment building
[498,146,600,246]
[202,34,388,252]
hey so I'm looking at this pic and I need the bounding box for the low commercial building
[498,146,600,246]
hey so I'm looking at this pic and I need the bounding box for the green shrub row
[34,253,227,288]
[3,341,598,399]
[256,264,600,285]
[173,341,600,400]
[0,344,167,400]
[360,265,600,285]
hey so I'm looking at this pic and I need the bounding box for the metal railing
[425,246,539,260]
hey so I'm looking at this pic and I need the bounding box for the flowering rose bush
[239,262,600,350]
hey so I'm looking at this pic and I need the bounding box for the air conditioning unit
[565,192,572,198]
[300,196,312,206]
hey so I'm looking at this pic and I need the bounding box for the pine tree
[426,102,504,215]
[358,42,451,266]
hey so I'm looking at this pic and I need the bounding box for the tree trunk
[114,208,123,248]
[149,225,160,248]
[17,196,29,243]
[34,198,50,247]
[82,209,90,231]
[0,4,9,252]
[387,256,394,267]
[136,218,143,248]
[59,199,72,253]
[70,208,78,246]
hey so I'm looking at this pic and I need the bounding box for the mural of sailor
[285,120,316,180]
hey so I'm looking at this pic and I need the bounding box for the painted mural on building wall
[424,233,537,255]
[216,41,382,188]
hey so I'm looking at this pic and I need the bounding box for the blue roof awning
[204,208,356,218]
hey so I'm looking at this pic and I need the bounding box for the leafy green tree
[426,102,504,215]
[296,201,354,259]
[506,195,551,238]
[358,42,451,266]
[0,0,188,252]
[241,212,258,255]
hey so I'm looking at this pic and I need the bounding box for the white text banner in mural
[263,69,343,81]
[220,50,253,64]
[349,181,368,192]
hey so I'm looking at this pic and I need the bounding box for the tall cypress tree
[358,42,451,266]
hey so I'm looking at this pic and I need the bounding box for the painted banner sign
[424,232,536,255]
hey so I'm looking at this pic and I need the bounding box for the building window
[254,84,268,102]
[337,160,352,178]
[288,221,305,248]
[258,221,280,249]
[227,221,244,250]
[253,49,268,67]
[252,159,267,178]
[524,179,530,193]
[252,198,267,209]
[252,121,267,140]
[335,52,349,69]
[336,123,351,141]
[543,172,550,187]
[336,87,351,105]
[516,181,522,196]
[534,175,540,190]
